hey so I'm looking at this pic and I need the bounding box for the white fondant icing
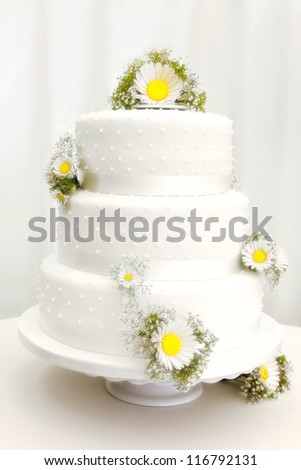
[82,173,232,195]
[76,110,233,196]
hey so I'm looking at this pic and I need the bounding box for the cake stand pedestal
[18,306,282,407]
[105,380,203,407]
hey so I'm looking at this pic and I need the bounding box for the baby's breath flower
[110,255,150,299]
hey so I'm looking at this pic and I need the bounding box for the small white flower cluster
[110,256,150,353]
[52,132,79,171]
[47,132,81,206]
[110,256,217,391]
[241,232,288,289]
[118,88,138,109]
[109,255,150,299]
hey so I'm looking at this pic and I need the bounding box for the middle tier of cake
[56,189,250,281]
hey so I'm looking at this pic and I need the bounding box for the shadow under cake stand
[18,306,282,407]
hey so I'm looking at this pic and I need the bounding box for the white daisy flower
[52,156,76,178]
[119,269,137,289]
[259,359,280,392]
[274,246,288,273]
[134,62,183,105]
[110,256,149,295]
[241,238,274,272]
[153,319,198,371]
[52,191,69,206]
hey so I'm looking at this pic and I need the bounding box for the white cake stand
[18,306,282,407]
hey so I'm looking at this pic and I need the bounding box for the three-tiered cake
[19,51,287,405]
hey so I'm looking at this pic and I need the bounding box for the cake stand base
[105,380,203,407]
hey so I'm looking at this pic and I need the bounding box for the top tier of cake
[76,109,233,196]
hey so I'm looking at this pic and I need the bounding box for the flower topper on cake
[109,49,207,111]
[241,232,288,290]
[110,256,217,392]
[46,132,81,206]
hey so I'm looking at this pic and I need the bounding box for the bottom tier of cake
[19,307,282,406]
[39,255,264,355]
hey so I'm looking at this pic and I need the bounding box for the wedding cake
[20,50,289,404]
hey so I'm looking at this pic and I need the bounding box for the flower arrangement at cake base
[224,354,292,404]
[127,306,217,392]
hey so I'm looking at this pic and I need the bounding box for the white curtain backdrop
[1,0,300,325]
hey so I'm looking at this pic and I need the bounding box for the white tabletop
[0,317,300,450]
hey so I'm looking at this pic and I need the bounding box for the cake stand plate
[18,306,282,407]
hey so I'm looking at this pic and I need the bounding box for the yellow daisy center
[162,333,181,356]
[253,249,267,263]
[56,193,64,201]
[59,161,71,175]
[123,273,133,282]
[146,80,169,101]
[260,365,269,382]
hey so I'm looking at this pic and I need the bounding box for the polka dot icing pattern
[76,110,233,195]
[39,256,264,355]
